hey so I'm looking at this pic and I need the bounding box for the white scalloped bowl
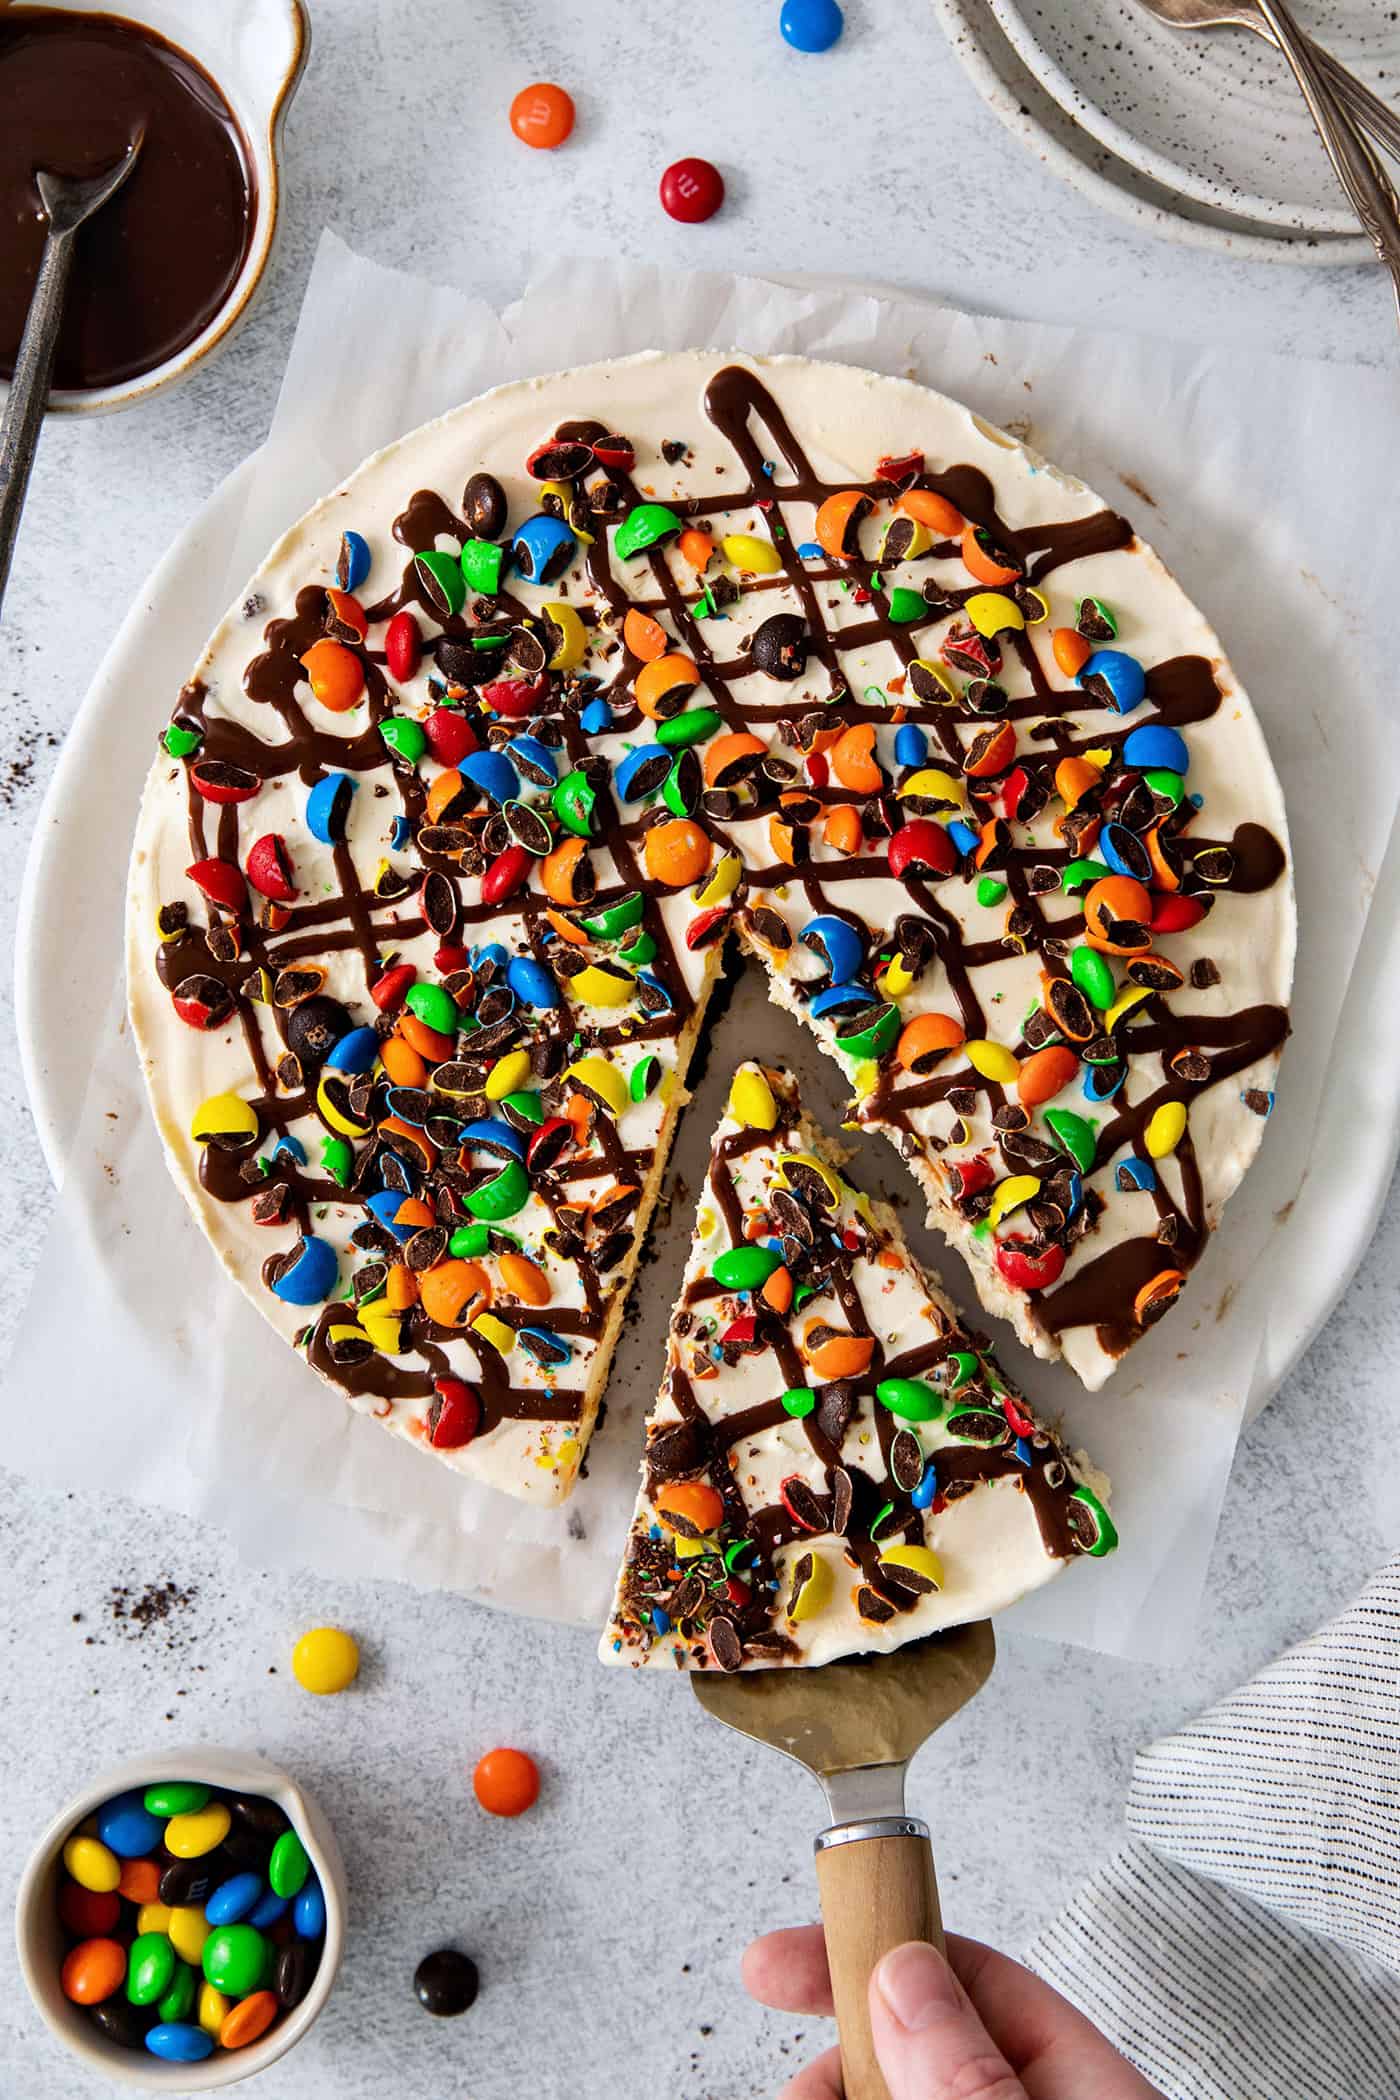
[16,0,310,413]
[14,1747,346,2089]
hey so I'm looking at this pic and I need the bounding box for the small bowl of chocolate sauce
[0,0,309,411]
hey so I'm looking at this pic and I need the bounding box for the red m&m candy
[510,82,575,150]
[660,157,724,224]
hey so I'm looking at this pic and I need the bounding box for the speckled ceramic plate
[983,0,1399,236]
[931,0,1374,259]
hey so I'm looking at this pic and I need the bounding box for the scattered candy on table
[414,1947,480,2016]
[780,0,844,49]
[55,1781,327,2061]
[472,1747,540,1818]
[659,156,725,223]
[292,1625,361,1695]
[508,81,574,150]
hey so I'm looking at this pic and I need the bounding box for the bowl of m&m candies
[15,1749,345,2087]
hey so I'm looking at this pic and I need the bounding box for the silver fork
[1140,0,1400,324]
[1139,0,1400,163]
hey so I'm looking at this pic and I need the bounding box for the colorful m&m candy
[54,1779,329,2061]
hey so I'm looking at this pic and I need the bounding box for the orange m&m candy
[300,638,364,713]
[509,82,575,150]
[656,1479,725,1536]
[623,608,668,662]
[1052,627,1091,678]
[897,487,962,536]
[61,1938,127,2006]
[473,1747,540,1818]
[644,817,711,888]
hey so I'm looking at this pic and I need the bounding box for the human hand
[743,1924,1164,2100]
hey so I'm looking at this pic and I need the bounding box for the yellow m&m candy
[62,1836,120,1894]
[292,1625,360,1696]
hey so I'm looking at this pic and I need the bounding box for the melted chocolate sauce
[0,11,254,390]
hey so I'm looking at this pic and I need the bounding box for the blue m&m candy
[306,771,356,844]
[780,0,844,51]
[269,1235,338,1306]
[97,1792,162,1859]
[205,1872,263,1926]
[1078,649,1146,714]
[146,2023,215,2064]
[1123,722,1189,774]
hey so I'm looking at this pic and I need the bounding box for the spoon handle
[0,223,76,621]
[1256,0,1400,328]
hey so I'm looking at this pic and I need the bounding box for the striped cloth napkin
[1028,1557,1400,2100]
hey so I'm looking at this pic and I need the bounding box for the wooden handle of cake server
[814,1819,943,2100]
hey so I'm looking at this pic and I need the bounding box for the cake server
[693,1619,995,2100]
[0,133,143,620]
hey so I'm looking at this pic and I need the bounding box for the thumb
[869,1942,1027,2100]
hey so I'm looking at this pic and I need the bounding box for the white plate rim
[930,0,1375,265]
[982,0,1361,236]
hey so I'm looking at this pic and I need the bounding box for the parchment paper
[8,232,1399,1664]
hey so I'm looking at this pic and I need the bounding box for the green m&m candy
[630,1054,662,1101]
[415,549,466,618]
[162,724,202,759]
[1061,858,1111,895]
[781,1388,815,1419]
[500,1090,544,1126]
[875,1377,942,1422]
[552,768,597,838]
[202,1923,268,1997]
[712,1245,781,1292]
[1044,1108,1097,1175]
[381,716,427,763]
[887,586,925,625]
[143,1782,209,1818]
[157,1962,198,2024]
[581,891,645,942]
[127,1932,177,2007]
[1068,1484,1119,1557]
[268,1829,310,1900]
[459,538,504,596]
[835,1002,900,1061]
[656,707,722,750]
[449,1221,491,1259]
[405,982,460,1037]
[465,1160,530,1222]
[615,502,681,560]
[1070,945,1116,1012]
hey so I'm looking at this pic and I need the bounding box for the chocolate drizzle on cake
[609,1077,1097,1670]
[147,359,1288,1469]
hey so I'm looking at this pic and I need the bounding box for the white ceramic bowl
[21,0,310,414]
[15,1748,346,2089]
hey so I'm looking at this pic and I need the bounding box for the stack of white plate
[932,0,1397,262]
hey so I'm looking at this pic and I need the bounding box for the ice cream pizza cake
[127,349,1293,1505]
[601,1063,1114,1670]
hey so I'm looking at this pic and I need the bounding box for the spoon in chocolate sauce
[0,129,144,620]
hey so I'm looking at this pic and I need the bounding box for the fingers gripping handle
[814,1819,943,2100]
